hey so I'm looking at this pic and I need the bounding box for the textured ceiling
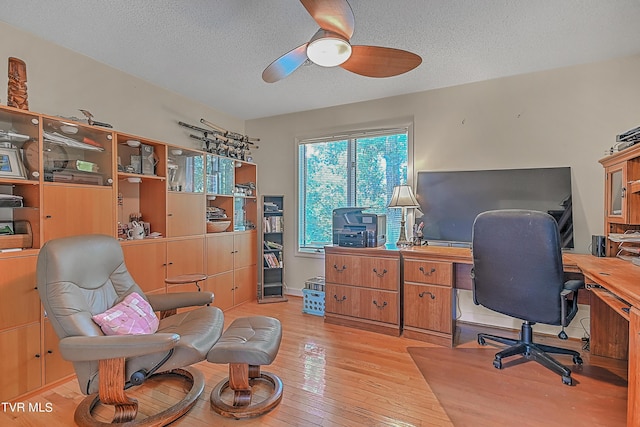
[1,0,640,120]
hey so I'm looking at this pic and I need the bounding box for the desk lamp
[388,185,420,247]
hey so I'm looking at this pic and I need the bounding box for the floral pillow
[92,292,159,335]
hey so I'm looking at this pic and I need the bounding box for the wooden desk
[404,247,639,426]
[563,253,640,427]
[327,245,640,426]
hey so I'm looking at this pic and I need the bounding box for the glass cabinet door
[42,116,114,186]
[606,163,626,222]
[206,154,234,195]
[167,147,204,193]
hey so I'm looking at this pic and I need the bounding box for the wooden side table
[164,273,208,291]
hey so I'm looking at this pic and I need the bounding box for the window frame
[295,122,415,257]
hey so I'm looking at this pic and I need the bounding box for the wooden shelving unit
[260,195,287,303]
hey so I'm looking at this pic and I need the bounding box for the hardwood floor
[0,297,627,426]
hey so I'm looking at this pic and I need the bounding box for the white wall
[247,55,640,337]
[0,21,244,147]
[248,54,640,298]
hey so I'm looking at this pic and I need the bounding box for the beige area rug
[408,346,627,427]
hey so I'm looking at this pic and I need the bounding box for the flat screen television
[415,167,574,249]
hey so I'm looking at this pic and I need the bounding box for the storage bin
[304,275,325,292]
[302,288,325,316]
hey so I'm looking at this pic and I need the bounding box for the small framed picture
[0,147,27,179]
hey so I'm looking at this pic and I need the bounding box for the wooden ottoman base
[210,364,283,419]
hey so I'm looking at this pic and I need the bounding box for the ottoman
[207,316,283,419]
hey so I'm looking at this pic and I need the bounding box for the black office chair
[471,209,584,385]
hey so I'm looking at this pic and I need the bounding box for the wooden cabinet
[600,146,640,255]
[206,232,257,310]
[166,237,205,278]
[0,105,260,401]
[403,257,455,346]
[0,323,41,401]
[43,185,114,242]
[43,319,74,384]
[324,246,401,336]
[0,255,39,330]
[122,240,168,294]
[167,192,205,237]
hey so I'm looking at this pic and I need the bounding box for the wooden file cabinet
[324,246,401,336]
[402,256,455,346]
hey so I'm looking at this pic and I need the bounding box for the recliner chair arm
[59,333,180,362]
[146,292,214,312]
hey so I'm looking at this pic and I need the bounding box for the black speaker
[591,235,606,257]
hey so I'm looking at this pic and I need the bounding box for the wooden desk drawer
[404,283,452,334]
[325,284,398,324]
[404,259,453,286]
[325,254,361,285]
[361,257,398,290]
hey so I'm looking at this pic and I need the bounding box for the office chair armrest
[59,333,180,361]
[563,279,584,292]
[146,292,214,312]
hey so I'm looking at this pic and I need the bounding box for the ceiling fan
[262,0,422,83]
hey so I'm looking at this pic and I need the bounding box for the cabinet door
[234,265,257,305]
[207,272,234,311]
[0,255,39,330]
[166,237,205,277]
[122,241,167,294]
[206,233,234,275]
[0,323,41,400]
[167,192,205,237]
[43,319,74,384]
[234,231,257,269]
[404,283,452,334]
[43,185,114,242]
[605,163,627,223]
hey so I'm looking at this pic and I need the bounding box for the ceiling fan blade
[300,0,355,40]
[262,44,309,83]
[340,45,422,78]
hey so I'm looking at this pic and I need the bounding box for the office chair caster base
[573,355,583,365]
[493,358,502,369]
[562,375,572,386]
[478,336,486,345]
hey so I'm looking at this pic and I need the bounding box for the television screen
[415,167,574,248]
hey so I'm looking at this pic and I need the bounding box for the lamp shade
[388,185,419,208]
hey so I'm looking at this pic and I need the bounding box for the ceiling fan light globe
[307,37,352,67]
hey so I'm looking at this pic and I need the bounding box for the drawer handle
[372,300,388,309]
[419,266,436,276]
[372,268,387,277]
[333,294,347,302]
[333,264,347,272]
[419,291,436,300]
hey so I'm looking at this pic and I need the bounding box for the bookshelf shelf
[260,195,288,304]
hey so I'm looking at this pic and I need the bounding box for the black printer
[332,207,386,247]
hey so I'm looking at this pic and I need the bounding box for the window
[297,127,411,252]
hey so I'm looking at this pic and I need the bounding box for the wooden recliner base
[74,362,204,427]
[210,363,283,419]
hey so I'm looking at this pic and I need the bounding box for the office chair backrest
[472,209,565,325]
